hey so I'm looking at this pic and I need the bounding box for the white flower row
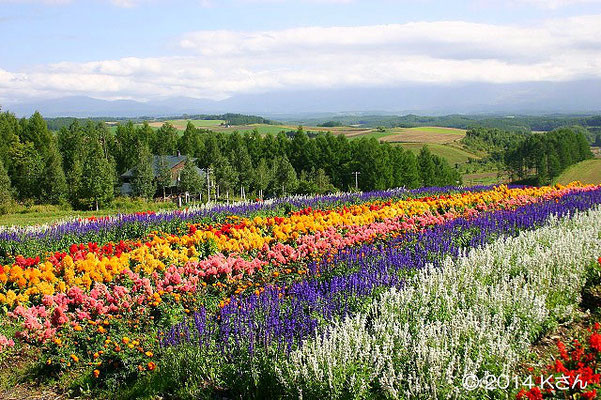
[275,207,601,399]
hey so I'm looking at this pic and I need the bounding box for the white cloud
[1,15,601,102]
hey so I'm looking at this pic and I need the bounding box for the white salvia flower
[276,207,601,399]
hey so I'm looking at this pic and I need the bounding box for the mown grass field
[398,143,481,165]
[463,171,503,186]
[555,159,601,185]
[381,126,466,144]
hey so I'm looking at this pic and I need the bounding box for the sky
[1,0,601,105]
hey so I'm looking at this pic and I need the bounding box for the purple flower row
[160,187,601,361]
[0,185,497,263]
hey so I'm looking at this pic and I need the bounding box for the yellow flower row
[0,183,592,308]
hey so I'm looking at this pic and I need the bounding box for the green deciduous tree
[0,159,12,214]
[81,138,115,210]
[179,158,204,195]
[252,158,271,199]
[9,142,44,201]
[155,123,179,156]
[132,144,155,199]
[418,146,436,187]
[214,156,237,198]
[41,138,67,204]
[156,156,172,199]
[272,156,297,196]
[113,121,138,174]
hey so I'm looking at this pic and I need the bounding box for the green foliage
[156,156,172,198]
[113,121,139,174]
[40,138,67,204]
[252,158,271,198]
[418,146,436,187]
[272,156,297,195]
[9,141,44,201]
[317,121,343,128]
[179,158,204,195]
[131,144,155,200]
[0,110,479,210]
[154,122,179,156]
[461,127,527,161]
[80,137,115,210]
[0,159,12,214]
[297,168,336,195]
[213,156,237,196]
[504,126,593,184]
[179,121,204,158]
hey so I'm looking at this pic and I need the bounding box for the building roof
[121,155,192,179]
[120,155,205,195]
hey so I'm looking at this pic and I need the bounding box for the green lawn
[555,159,601,185]
[463,172,503,186]
[398,143,481,165]
[0,200,176,227]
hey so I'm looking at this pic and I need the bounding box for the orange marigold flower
[73,325,82,332]
[93,369,100,378]
[70,354,79,363]
[121,337,130,344]
[145,351,153,357]
[147,361,156,371]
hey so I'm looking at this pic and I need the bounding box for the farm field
[1,183,601,399]
[211,122,372,137]
[112,120,373,137]
[399,142,481,165]
[555,159,601,185]
[380,126,466,144]
[147,119,225,130]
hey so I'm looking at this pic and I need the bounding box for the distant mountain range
[4,80,601,118]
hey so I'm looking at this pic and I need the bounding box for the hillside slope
[555,159,601,185]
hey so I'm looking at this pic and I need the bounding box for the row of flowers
[267,202,601,399]
[0,186,492,263]
[1,184,591,319]
[0,182,600,392]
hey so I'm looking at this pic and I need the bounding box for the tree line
[0,110,461,213]
[503,127,593,184]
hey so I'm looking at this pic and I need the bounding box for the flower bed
[0,182,600,396]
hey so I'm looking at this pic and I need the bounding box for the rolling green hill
[555,159,601,185]
[397,143,481,165]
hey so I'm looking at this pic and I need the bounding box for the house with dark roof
[120,155,205,197]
